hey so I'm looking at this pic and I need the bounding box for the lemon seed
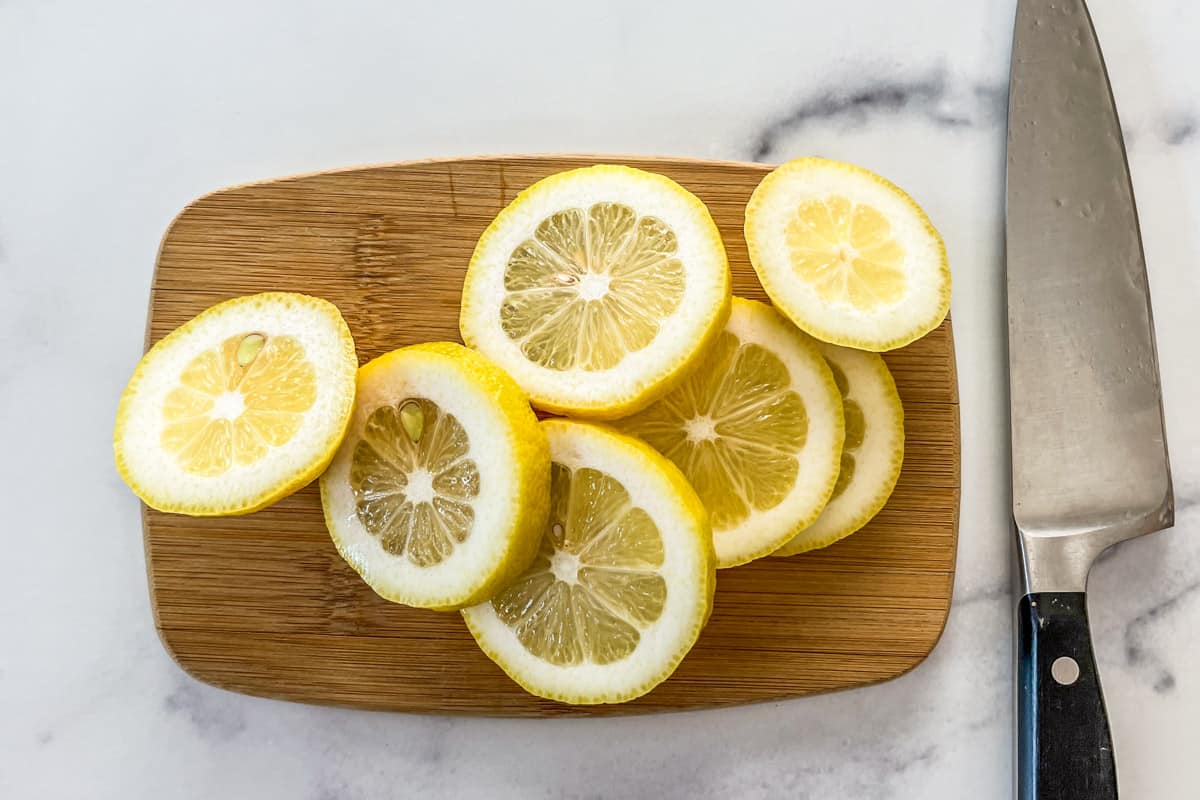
[236,333,266,367]
[399,400,425,443]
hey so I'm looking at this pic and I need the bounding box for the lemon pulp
[490,463,667,665]
[624,331,808,531]
[349,398,481,567]
[161,333,317,476]
[501,203,684,371]
[829,361,866,501]
[785,196,907,311]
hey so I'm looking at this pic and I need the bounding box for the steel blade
[1006,0,1171,555]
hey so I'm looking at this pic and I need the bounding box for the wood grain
[144,155,960,716]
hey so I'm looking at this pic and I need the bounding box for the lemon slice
[113,292,358,516]
[462,420,715,704]
[320,343,549,610]
[775,342,903,556]
[744,157,950,351]
[613,297,844,567]
[460,165,731,419]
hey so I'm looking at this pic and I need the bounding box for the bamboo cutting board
[144,155,960,716]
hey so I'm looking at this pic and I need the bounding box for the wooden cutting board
[144,155,960,716]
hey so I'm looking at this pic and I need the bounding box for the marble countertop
[3,0,1198,797]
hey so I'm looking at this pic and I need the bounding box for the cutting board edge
[150,602,955,718]
[171,153,774,206]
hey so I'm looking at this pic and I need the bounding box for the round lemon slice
[113,292,358,516]
[459,164,731,419]
[320,343,549,611]
[775,342,903,556]
[614,297,844,568]
[463,420,715,705]
[744,157,950,351]
[319,340,544,609]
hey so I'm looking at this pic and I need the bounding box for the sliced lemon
[745,157,950,351]
[775,342,903,556]
[613,297,844,568]
[459,164,731,419]
[462,419,715,704]
[320,342,549,610]
[113,292,358,516]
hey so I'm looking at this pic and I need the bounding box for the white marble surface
[2,0,1198,797]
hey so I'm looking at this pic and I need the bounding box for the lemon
[113,292,358,516]
[320,342,549,610]
[462,419,715,704]
[613,297,844,568]
[775,342,903,556]
[459,165,731,419]
[744,157,950,351]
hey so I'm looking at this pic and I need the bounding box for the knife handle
[1017,592,1117,799]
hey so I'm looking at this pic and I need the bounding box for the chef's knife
[1006,0,1173,797]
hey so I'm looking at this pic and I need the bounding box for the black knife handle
[1017,592,1117,799]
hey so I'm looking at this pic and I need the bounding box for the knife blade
[1006,0,1173,798]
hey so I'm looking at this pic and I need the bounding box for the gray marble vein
[750,70,1007,161]
[1161,113,1197,146]
[163,679,249,741]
